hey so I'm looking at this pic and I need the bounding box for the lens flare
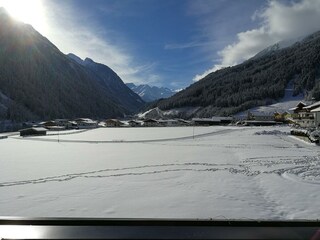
[0,0,48,35]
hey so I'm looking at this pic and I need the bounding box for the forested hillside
[0,8,144,122]
[152,31,320,117]
[67,55,144,113]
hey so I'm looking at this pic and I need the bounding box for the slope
[0,8,141,121]
[152,31,320,117]
[68,55,144,113]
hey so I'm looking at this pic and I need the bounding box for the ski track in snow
[2,127,320,187]
[2,126,320,219]
[0,162,234,187]
[2,154,320,187]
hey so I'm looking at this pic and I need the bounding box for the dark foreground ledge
[0,217,319,239]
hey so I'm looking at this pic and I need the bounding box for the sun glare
[0,0,48,35]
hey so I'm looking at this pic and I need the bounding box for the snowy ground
[1,126,320,220]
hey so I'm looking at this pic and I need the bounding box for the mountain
[151,31,320,118]
[67,54,144,113]
[0,8,144,122]
[126,83,175,102]
[251,36,305,60]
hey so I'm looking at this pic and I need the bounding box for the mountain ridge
[251,35,306,61]
[150,30,320,118]
[0,9,144,122]
[126,83,175,102]
[67,54,144,113]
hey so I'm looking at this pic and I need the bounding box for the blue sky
[48,0,265,89]
[1,0,320,90]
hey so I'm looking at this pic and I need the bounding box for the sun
[0,0,48,35]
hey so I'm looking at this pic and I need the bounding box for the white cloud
[194,0,320,81]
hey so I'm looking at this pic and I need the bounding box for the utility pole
[193,125,195,139]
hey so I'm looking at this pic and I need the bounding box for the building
[105,119,123,127]
[39,121,56,128]
[246,111,275,122]
[289,101,316,128]
[54,119,75,129]
[289,101,308,114]
[74,118,97,129]
[128,120,141,127]
[19,127,47,137]
[214,117,233,124]
[311,106,320,128]
[143,119,158,127]
[303,100,320,112]
[157,119,180,127]
[192,117,233,126]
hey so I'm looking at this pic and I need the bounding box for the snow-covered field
[1,126,320,220]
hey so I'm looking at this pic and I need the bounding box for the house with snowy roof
[289,101,320,128]
[74,118,97,129]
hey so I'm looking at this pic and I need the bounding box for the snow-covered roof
[289,101,309,111]
[311,106,320,112]
[19,127,47,132]
[289,101,307,111]
[74,118,96,124]
[297,101,307,106]
[304,101,320,110]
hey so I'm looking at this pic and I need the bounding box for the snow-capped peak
[126,83,176,102]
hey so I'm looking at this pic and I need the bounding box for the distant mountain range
[126,83,175,102]
[150,31,320,118]
[0,7,144,122]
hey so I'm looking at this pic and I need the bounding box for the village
[15,100,320,143]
